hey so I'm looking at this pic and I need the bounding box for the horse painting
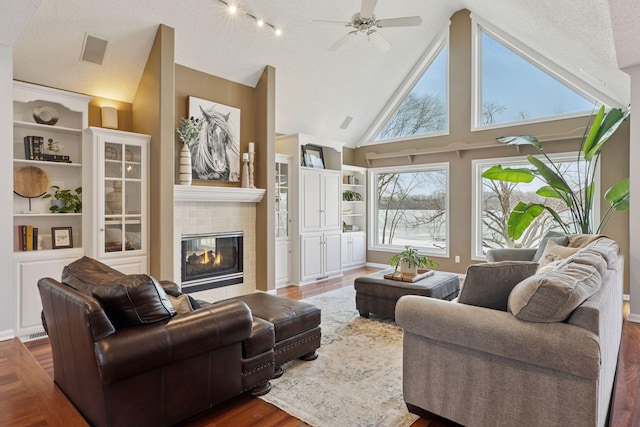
[188,99,241,182]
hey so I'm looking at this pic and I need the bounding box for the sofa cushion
[91,274,176,328]
[62,256,126,295]
[532,231,569,262]
[508,262,601,322]
[536,240,581,273]
[459,261,539,311]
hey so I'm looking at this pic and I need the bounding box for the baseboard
[627,313,640,324]
[0,329,15,342]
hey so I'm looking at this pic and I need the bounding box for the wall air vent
[81,34,108,65]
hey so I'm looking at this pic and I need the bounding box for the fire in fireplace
[181,232,243,292]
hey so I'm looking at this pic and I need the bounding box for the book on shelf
[17,225,39,251]
[41,153,71,163]
[23,135,44,160]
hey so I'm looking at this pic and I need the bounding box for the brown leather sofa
[38,257,275,427]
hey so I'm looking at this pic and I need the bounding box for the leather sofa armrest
[486,248,537,262]
[396,296,600,380]
[95,300,252,384]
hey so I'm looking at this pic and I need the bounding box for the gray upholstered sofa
[396,235,623,427]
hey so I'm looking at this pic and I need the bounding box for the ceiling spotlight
[256,19,264,27]
[228,3,237,14]
[274,27,282,36]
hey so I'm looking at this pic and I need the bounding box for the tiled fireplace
[174,187,262,302]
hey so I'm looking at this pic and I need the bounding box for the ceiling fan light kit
[315,0,422,52]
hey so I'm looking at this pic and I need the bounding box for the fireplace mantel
[174,185,266,203]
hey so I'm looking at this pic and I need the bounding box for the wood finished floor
[0,267,638,426]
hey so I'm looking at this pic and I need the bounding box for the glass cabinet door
[275,161,289,238]
[103,142,143,254]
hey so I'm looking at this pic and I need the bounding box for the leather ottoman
[231,293,321,377]
[355,269,460,320]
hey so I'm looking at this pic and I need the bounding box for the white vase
[179,142,192,185]
[400,260,418,277]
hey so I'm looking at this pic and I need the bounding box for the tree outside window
[371,165,448,255]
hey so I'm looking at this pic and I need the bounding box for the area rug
[259,286,418,427]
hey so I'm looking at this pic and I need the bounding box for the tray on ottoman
[355,269,459,320]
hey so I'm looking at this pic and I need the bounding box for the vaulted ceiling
[1,0,638,148]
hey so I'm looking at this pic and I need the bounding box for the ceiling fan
[313,0,422,52]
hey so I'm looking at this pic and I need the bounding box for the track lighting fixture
[216,0,282,36]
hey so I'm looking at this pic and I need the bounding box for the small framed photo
[302,144,325,169]
[51,227,73,249]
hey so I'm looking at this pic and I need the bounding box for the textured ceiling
[2,0,633,147]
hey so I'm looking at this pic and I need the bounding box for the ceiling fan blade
[376,16,423,28]
[369,31,391,52]
[328,32,356,51]
[312,19,351,26]
[360,0,377,18]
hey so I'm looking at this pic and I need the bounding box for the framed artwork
[188,96,241,182]
[52,227,73,249]
[302,144,325,169]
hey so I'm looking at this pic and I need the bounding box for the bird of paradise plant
[482,105,630,240]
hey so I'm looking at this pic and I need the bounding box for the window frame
[359,25,451,146]
[368,162,450,258]
[470,14,611,132]
[471,152,601,260]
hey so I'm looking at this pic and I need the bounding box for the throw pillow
[61,256,126,295]
[459,261,539,311]
[508,262,601,323]
[532,231,569,262]
[167,294,195,315]
[536,240,581,273]
[92,274,177,328]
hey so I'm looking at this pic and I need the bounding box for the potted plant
[389,245,439,277]
[342,190,362,201]
[482,105,630,239]
[42,185,82,213]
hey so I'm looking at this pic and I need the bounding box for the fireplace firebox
[181,232,243,293]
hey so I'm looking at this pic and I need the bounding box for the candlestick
[248,142,254,153]
[241,154,249,188]
[248,151,255,188]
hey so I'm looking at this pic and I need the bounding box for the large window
[471,154,597,259]
[374,42,448,142]
[476,27,595,128]
[369,164,449,256]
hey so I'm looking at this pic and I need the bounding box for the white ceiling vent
[81,34,108,65]
[340,116,354,130]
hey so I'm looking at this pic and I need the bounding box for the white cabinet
[301,231,342,282]
[275,239,291,287]
[276,133,344,285]
[342,231,366,269]
[12,82,91,339]
[83,127,150,273]
[275,154,292,287]
[301,168,341,232]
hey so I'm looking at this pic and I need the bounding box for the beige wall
[352,10,631,292]
[175,64,256,187]
[132,24,176,280]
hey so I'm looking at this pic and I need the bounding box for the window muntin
[374,44,448,141]
[472,154,597,259]
[478,29,595,128]
[369,164,449,256]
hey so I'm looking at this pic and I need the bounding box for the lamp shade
[101,106,118,129]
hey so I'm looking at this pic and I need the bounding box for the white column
[0,44,15,339]
[626,64,640,322]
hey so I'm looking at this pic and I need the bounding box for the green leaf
[605,178,630,211]
[536,186,563,199]
[507,202,545,240]
[585,107,629,160]
[496,135,543,151]
[527,155,571,193]
[582,105,605,156]
[481,165,535,183]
